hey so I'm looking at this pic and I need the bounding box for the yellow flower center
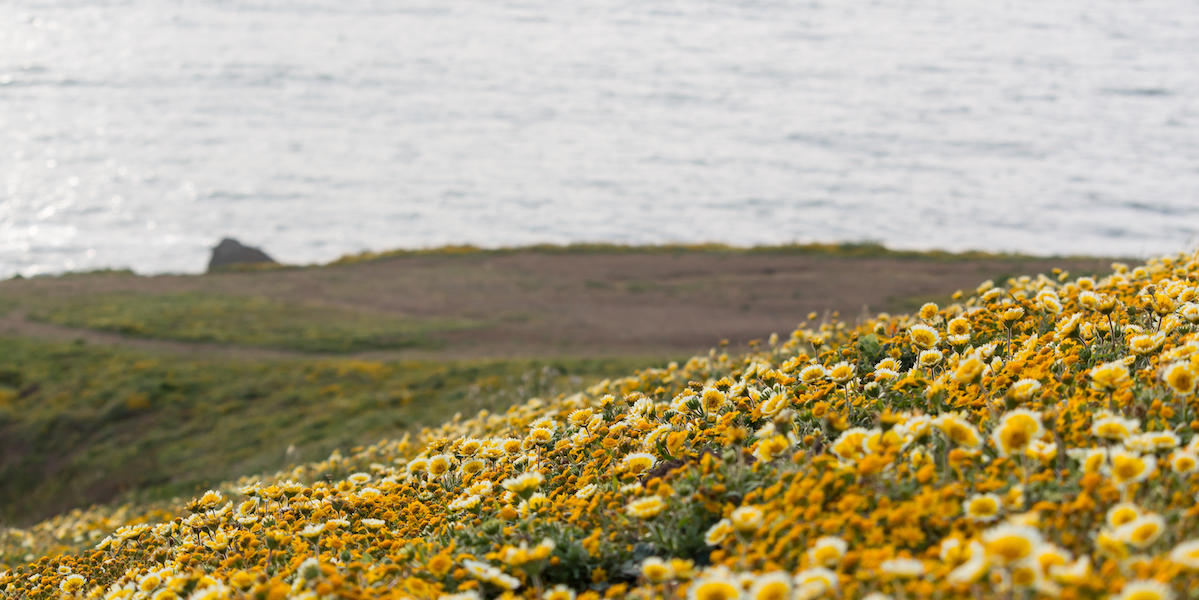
[1037,553,1066,570]
[694,581,740,600]
[1001,428,1031,450]
[1131,523,1159,543]
[754,581,789,600]
[1168,368,1196,392]
[643,564,670,582]
[1113,456,1146,481]
[1124,591,1165,600]
[987,536,1032,564]
[1010,566,1037,586]
[1110,507,1138,527]
[812,546,839,565]
[968,497,999,517]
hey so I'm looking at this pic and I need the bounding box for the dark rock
[207,238,277,272]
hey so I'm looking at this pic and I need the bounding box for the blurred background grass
[0,335,665,524]
[27,292,481,353]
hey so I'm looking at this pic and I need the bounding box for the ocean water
[2,0,1198,277]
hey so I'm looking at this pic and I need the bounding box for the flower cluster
[4,251,1199,599]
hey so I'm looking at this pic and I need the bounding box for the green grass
[0,336,672,525]
[327,241,1090,267]
[27,292,480,353]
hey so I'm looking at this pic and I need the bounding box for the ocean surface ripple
[2,0,1198,276]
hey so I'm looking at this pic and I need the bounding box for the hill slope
[0,338,660,525]
[0,245,1112,525]
[5,252,1199,599]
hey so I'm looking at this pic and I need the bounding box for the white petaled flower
[963,493,1002,523]
[1113,580,1174,600]
[793,567,838,593]
[491,571,521,591]
[981,523,1042,566]
[1146,431,1180,451]
[626,496,666,519]
[1107,448,1157,487]
[704,519,732,546]
[1123,433,1158,453]
[299,523,325,538]
[449,494,482,511]
[543,584,575,600]
[874,367,898,383]
[828,361,855,384]
[759,392,790,417]
[442,593,482,600]
[1090,360,1131,392]
[1106,502,1141,529]
[1037,291,1062,314]
[59,574,86,594]
[1181,302,1199,323]
[730,505,764,532]
[1078,290,1100,310]
[879,558,924,578]
[1116,514,1165,549]
[1128,333,1165,355]
[501,470,544,494]
[799,364,828,384]
[463,559,492,581]
[1169,538,1199,569]
[908,324,941,349]
[640,557,673,583]
[946,555,988,585]
[1162,362,1197,395]
[747,571,791,600]
[1170,451,1198,474]
[807,536,849,567]
[1008,378,1042,401]
[918,349,943,368]
[687,568,741,600]
[620,452,657,473]
[1092,413,1140,441]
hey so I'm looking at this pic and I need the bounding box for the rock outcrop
[207,238,277,272]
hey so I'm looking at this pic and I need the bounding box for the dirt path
[0,250,1117,359]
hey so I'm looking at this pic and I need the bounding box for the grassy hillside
[3,251,1199,599]
[26,292,481,353]
[4,243,1094,528]
[0,336,663,525]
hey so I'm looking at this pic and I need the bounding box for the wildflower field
[5,250,1199,600]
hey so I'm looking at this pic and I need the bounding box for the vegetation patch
[6,251,1199,600]
[0,336,666,525]
[328,241,1089,267]
[27,292,480,353]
